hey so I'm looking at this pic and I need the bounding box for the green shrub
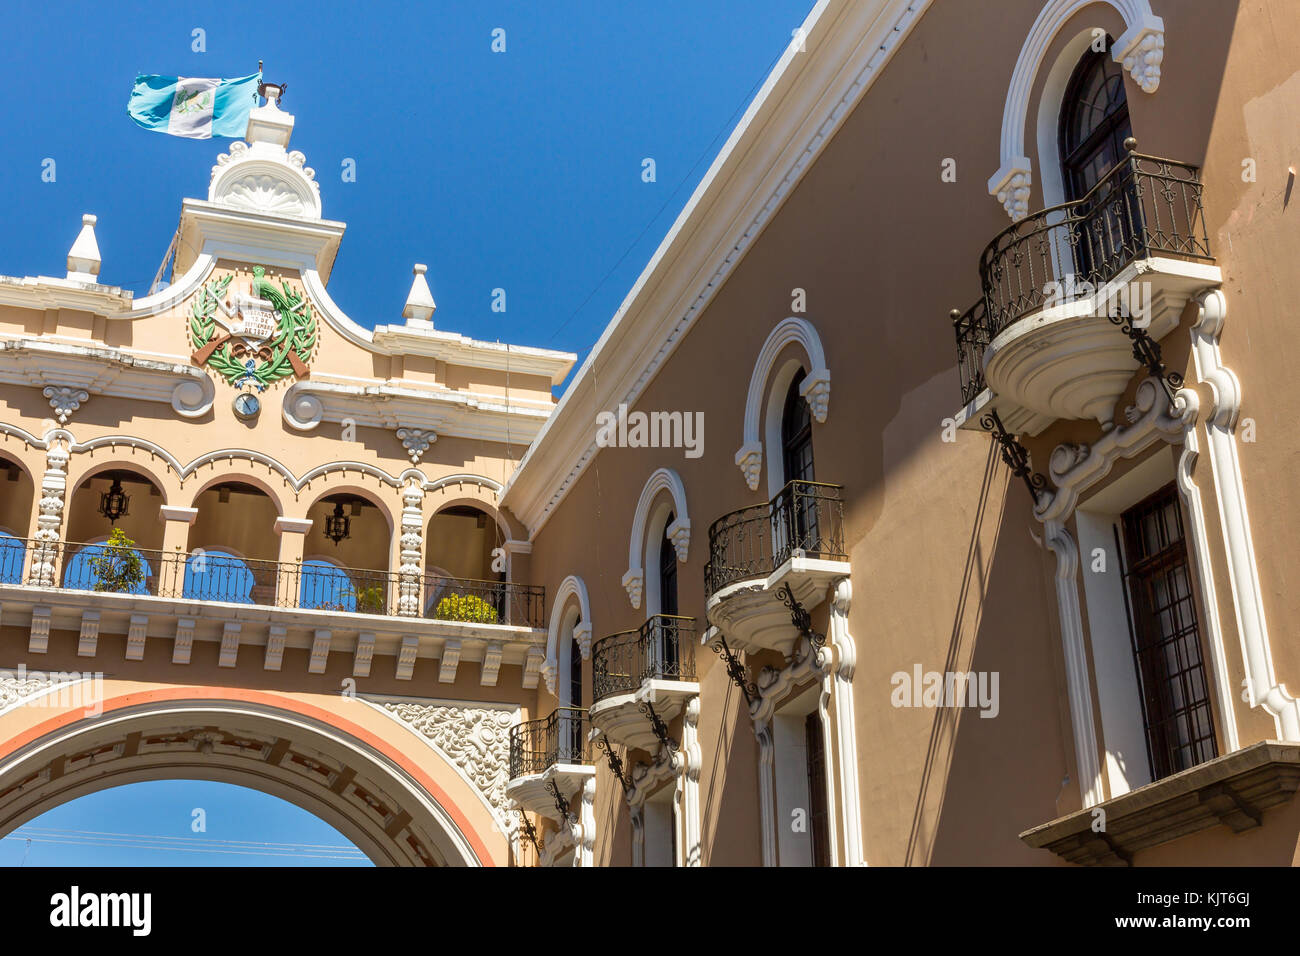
[354,585,386,614]
[89,527,146,594]
[435,592,499,624]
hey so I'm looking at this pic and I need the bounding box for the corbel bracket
[980,408,1048,504]
[594,733,631,794]
[708,631,757,704]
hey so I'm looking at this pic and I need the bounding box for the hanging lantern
[98,477,131,524]
[324,501,351,546]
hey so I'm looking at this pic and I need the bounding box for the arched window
[1058,45,1131,203]
[781,370,815,486]
[657,516,678,617]
[568,623,584,709]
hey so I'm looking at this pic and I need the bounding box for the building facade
[2,0,1298,866]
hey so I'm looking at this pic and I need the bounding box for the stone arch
[987,0,1165,219]
[735,317,830,492]
[184,470,286,518]
[544,575,593,695]
[621,468,690,611]
[0,683,508,866]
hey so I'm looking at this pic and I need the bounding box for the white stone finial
[403,263,437,326]
[66,214,101,282]
[245,85,294,148]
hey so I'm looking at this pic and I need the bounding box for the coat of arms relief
[189,266,316,390]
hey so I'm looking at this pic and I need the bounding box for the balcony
[0,536,544,627]
[954,143,1219,435]
[505,707,594,823]
[589,615,698,752]
[704,480,848,655]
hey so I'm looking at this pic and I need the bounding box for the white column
[29,433,70,586]
[755,722,777,866]
[827,577,864,865]
[1188,289,1298,738]
[576,776,596,867]
[398,480,424,617]
[677,695,702,866]
[1044,518,1104,807]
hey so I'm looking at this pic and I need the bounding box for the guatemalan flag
[127,72,260,139]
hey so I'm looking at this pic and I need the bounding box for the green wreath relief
[189,267,316,390]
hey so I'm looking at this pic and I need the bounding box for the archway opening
[187,481,281,605]
[0,453,36,584]
[1,780,372,867]
[424,505,508,624]
[62,468,166,594]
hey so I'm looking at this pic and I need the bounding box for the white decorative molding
[620,570,643,612]
[1035,378,1183,808]
[403,264,437,325]
[308,629,331,674]
[398,481,424,617]
[265,624,287,672]
[677,695,702,866]
[523,645,545,690]
[0,670,55,710]
[158,505,199,525]
[218,622,241,668]
[43,386,89,424]
[480,641,503,687]
[378,701,515,824]
[29,433,71,587]
[988,0,1165,219]
[1186,289,1296,740]
[439,640,462,684]
[353,631,375,678]
[573,621,592,661]
[29,606,52,655]
[273,517,313,535]
[625,468,691,607]
[172,617,195,665]
[827,577,863,865]
[125,614,149,661]
[1172,390,1240,753]
[736,317,831,489]
[208,96,321,221]
[395,635,419,680]
[546,575,593,692]
[77,610,100,657]
[396,427,437,465]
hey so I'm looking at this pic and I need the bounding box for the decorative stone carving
[573,621,593,661]
[1116,25,1164,94]
[621,569,643,611]
[28,435,69,587]
[396,427,437,464]
[0,671,55,710]
[43,386,89,424]
[799,369,831,423]
[667,518,691,563]
[993,168,1032,221]
[398,482,423,617]
[734,443,763,491]
[380,702,514,819]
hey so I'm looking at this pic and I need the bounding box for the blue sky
[0,0,812,864]
[0,781,371,866]
[0,0,814,382]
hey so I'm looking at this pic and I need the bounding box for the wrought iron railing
[591,614,697,704]
[954,144,1212,406]
[0,537,545,627]
[509,707,591,779]
[704,480,846,598]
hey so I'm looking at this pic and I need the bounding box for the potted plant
[89,527,146,594]
[354,585,386,614]
[434,592,499,624]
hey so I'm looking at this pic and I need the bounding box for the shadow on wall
[903,441,1072,866]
